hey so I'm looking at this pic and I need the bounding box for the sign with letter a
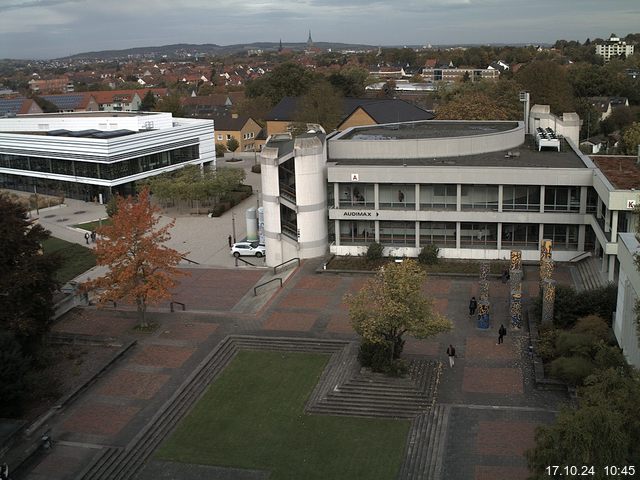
[351,173,359,181]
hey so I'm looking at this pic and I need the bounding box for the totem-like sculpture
[477,261,490,329]
[539,239,554,284]
[542,278,557,324]
[509,250,523,329]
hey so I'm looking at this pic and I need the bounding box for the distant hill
[58,42,379,61]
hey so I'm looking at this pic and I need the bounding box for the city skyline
[0,0,639,59]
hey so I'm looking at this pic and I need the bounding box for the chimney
[232,113,238,119]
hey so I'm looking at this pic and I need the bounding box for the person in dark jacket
[498,324,507,344]
[446,344,456,367]
[469,296,477,316]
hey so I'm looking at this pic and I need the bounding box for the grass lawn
[42,237,96,284]
[156,351,410,480]
[73,218,111,231]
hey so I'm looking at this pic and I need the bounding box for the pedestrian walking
[446,344,456,368]
[498,324,507,344]
[228,235,233,248]
[501,269,510,283]
[469,296,477,316]
[84,232,90,245]
[90,231,96,243]
[398,189,405,203]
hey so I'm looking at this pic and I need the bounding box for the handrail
[568,251,592,263]
[235,256,260,267]
[254,278,283,296]
[181,256,200,265]
[170,301,185,312]
[273,257,300,274]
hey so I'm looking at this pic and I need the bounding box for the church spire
[307,30,313,48]
[278,38,283,52]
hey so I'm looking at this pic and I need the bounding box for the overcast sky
[1,0,638,59]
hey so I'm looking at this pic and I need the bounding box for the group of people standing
[445,296,509,368]
[83,231,97,245]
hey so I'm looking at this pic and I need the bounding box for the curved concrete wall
[259,146,284,266]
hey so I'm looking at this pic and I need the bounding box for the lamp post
[231,211,237,243]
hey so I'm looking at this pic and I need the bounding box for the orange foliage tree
[85,188,186,328]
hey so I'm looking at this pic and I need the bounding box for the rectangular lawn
[156,350,410,480]
[42,237,96,283]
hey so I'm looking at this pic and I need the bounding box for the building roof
[0,97,41,115]
[590,155,640,190]
[340,120,517,140]
[265,96,434,124]
[40,93,96,110]
[330,135,586,169]
[211,113,256,131]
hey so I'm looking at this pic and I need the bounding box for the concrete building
[258,106,640,288]
[421,66,500,83]
[0,111,215,203]
[596,34,635,62]
[614,233,640,368]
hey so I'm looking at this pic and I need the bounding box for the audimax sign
[343,211,379,217]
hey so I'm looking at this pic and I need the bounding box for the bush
[418,244,439,265]
[593,344,629,372]
[251,164,261,174]
[549,356,595,385]
[358,339,406,375]
[106,194,119,217]
[555,331,597,358]
[0,333,31,417]
[572,315,610,342]
[366,242,384,262]
[215,143,227,157]
[536,326,558,362]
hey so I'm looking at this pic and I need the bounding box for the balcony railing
[280,183,296,203]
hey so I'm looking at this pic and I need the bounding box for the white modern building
[595,34,635,62]
[614,233,640,368]
[0,111,215,202]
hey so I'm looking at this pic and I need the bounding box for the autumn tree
[0,194,59,350]
[85,188,185,328]
[514,60,576,114]
[345,260,452,369]
[436,79,522,120]
[293,79,344,131]
[622,122,640,155]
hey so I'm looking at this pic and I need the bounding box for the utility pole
[231,211,237,243]
[33,184,39,215]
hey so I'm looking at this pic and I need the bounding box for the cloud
[0,0,84,12]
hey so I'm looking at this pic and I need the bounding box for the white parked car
[230,241,266,258]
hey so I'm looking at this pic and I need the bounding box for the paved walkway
[17,261,573,480]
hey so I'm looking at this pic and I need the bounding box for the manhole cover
[73,210,86,214]
[44,214,56,218]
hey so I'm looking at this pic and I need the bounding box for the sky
[0,0,638,60]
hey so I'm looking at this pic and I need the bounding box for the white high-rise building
[596,34,634,62]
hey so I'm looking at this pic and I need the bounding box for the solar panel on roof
[47,129,71,136]
[42,94,84,109]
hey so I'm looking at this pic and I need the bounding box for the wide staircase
[574,257,608,291]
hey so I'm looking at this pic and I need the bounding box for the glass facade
[379,184,415,209]
[543,224,579,250]
[0,145,199,181]
[544,186,580,212]
[502,223,539,248]
[419,221,456,246]
[339,220,375,245]
[461,185,499,211]
[380,221,415,245]
[420,184,456,210]
[460,223,498,248]
[340,183,374,208]
[502,185,541,211]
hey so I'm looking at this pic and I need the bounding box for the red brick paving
[28,449,88,476]
[462,367,524,394]
[475,466,530,480]
[325,313,354,334]
[97,370,170,399]
[158,321,219,342]
[263,311,318,331]
[423,279,451,295]
[279,293,331,309]
[465,337,517,360]
[404,338,440,356]
[131,345,196,369]
[52,311,137,337]
[475,420,537,456]
[62,403,139,436]
[524,281,541,297]
[169,269,264,310]
[432,297,449,315]
[295,276,341,291]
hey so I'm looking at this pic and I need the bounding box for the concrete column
[538,223,545,247]
[335,220,340,246]
[456,184,462,211]
[611,210,619,240]
[605,207,611,233]
[415,184,420,211]
[578,224,586,251]
[456,221,461,249]
[498,185,503,213]
[497,223,502,251]
[333,183,340,208]
[608,254,616,282]
[597,198,602,219]
[415,221,420,248]
[579,186,587,214]
[374,184,379,210]
[375,220,380,242]
[601,253,607,273]
[539,185,545,213]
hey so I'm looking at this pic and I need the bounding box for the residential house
[422,65,499,83]
[213,113,263,152]
[28,76,74,94]
[39,93,99,113]
[596,34,635,62]
[588,96,630,121]
[0,97,43,116]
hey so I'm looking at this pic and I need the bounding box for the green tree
[0,332,31,417]
[345,260,452,362]
[139,90,157,111]
[621,122,640,154]
[515,60,576,114]
[293,79,344,131]
[215,143,227,157]
[0,194,59,350]
[237,95,271,123]
[226,136,239,152]
[245,62,316,106]
[156,92,184,117]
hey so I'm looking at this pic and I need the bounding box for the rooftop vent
[535,127,560,152]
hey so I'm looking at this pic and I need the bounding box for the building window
[379,221,415,246]
[502,185,540,211]
[544,186,580,212]
[226,134,232,141]
[460,223,498,248]
[586,187,598,214]
[502,223,539,248]
[340,183,374,209]
[379,184,415,209]
[217,134,223,141]
[461,185,499,211]
[420,184,456,210]
[339,220,375,245]
[543,224,579,250]
[419,222,456,246]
